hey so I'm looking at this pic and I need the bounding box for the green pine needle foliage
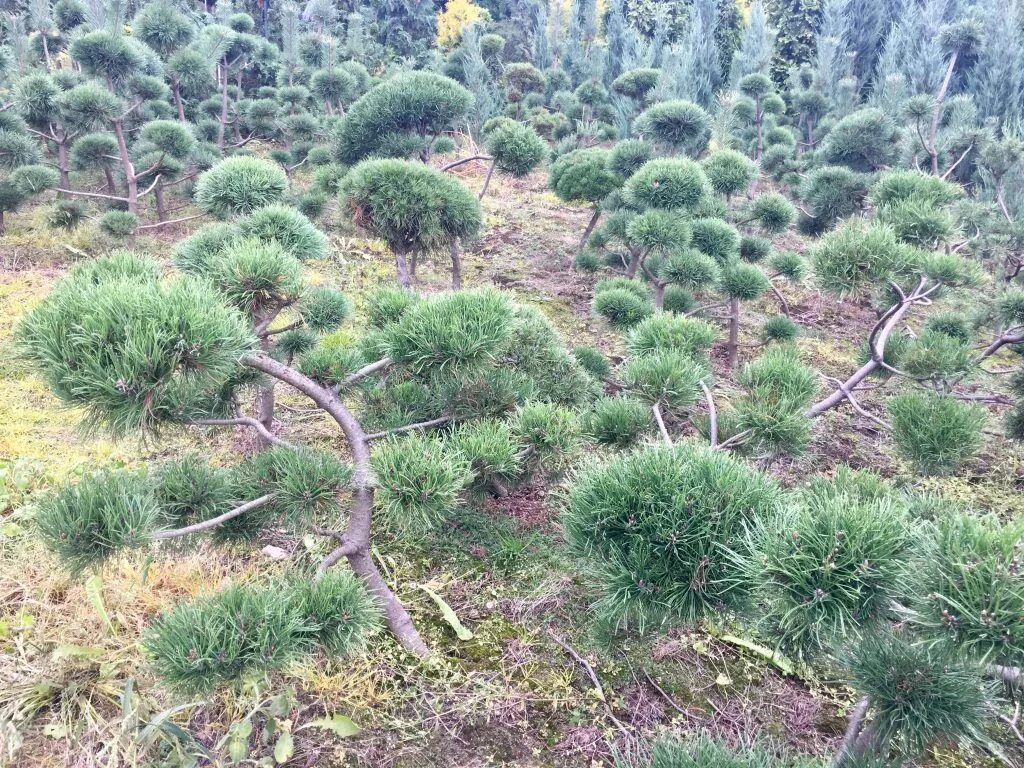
[36,470,160,574]
[341,158,482,253]
[144,574,377,693]
[750,193,795,234]
[582,396,653,448]
[371,434,473,531]
[847,631,992,757]
[689,218,740,264]
[563,443,780,630]
[735,347,816,455]
[384,289,512,374]
[899,330,972,380]
[748,480,913,654]
[205,238,303,317]
[623,158,710,211]
[647,731,796,768]
[153,454,236,528]
[171,222,239,273]
[289,570,382,655]
[912,513,1024,666]
[888,391,984,475]
[701,149,757,198]
[194,157,288,218]
[593,288,655,328]
[366,286,420,329]
[811,220,911,297]
[298,345,365,387]
[549,147,620,204]
[16,255,254,436]
[512,401,580,467]
[300,286,351,332]
[449,419,523,491]
[761,316,800,343]
[572,346,611,379]
[622,350,707,409]
[595,277,649,299]
[626,314,717,359]
[251,447,352,522]
[239,204,328,261]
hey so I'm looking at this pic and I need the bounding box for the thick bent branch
[833,697,871,768]
[240,352,430,656]
[152,495,274,540]
[699,381,718,448]
[806,279,929,418]
[652,400,672,445]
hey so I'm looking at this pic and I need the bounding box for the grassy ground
[1,159,1022,767]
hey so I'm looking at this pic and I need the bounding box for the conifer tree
[20,247,591,663]
[766,0,824,84]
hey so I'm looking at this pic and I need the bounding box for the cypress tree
[730,0,774,81]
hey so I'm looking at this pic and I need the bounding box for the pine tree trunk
[450,240,462,289]
[153,180,167,222]
[103,167,116,193]
[218,64,229,149]
[652,281,665,309]
[756,98,764,161]
[478,158,497,199]
[395,250,412,288]
[625,246,641,278]
[578,207,602,253]
[172,82,186,122]
[111,119,138,214]
[56,139,70,198]
[727,297,740,369]
[928,52,958,175]
[239,353,431,657]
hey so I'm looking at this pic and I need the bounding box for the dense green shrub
[36,470,159,574]
[798,165,869,235]
[99,210,138,237]
[593,287,654,328]
[607,139,654,180]
[623,158,710,212]
[371,433,472,531]
[194,157,289,218]
[761,316,800,343]
[563,443,780,629]
[627,314,716,360]
[143,574,379,692]
[749,193,795,234]
[485,122,547,177]
[239,204,328,261]
[341,158,481,256]
[811,220,909,296]
[333,72,472,163]
[634,100,711,156]
[888,391,984,475]
[913,513,1024,666]
[823,107,900,171]
[750,477,912,653]
[549,147,620,205]
[689,218,740,263]
[582,396,651,447]
[871,170,964,208]
[847,632,992,757]
[701,149,757,198]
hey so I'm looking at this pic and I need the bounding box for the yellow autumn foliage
[436,0,490,49]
